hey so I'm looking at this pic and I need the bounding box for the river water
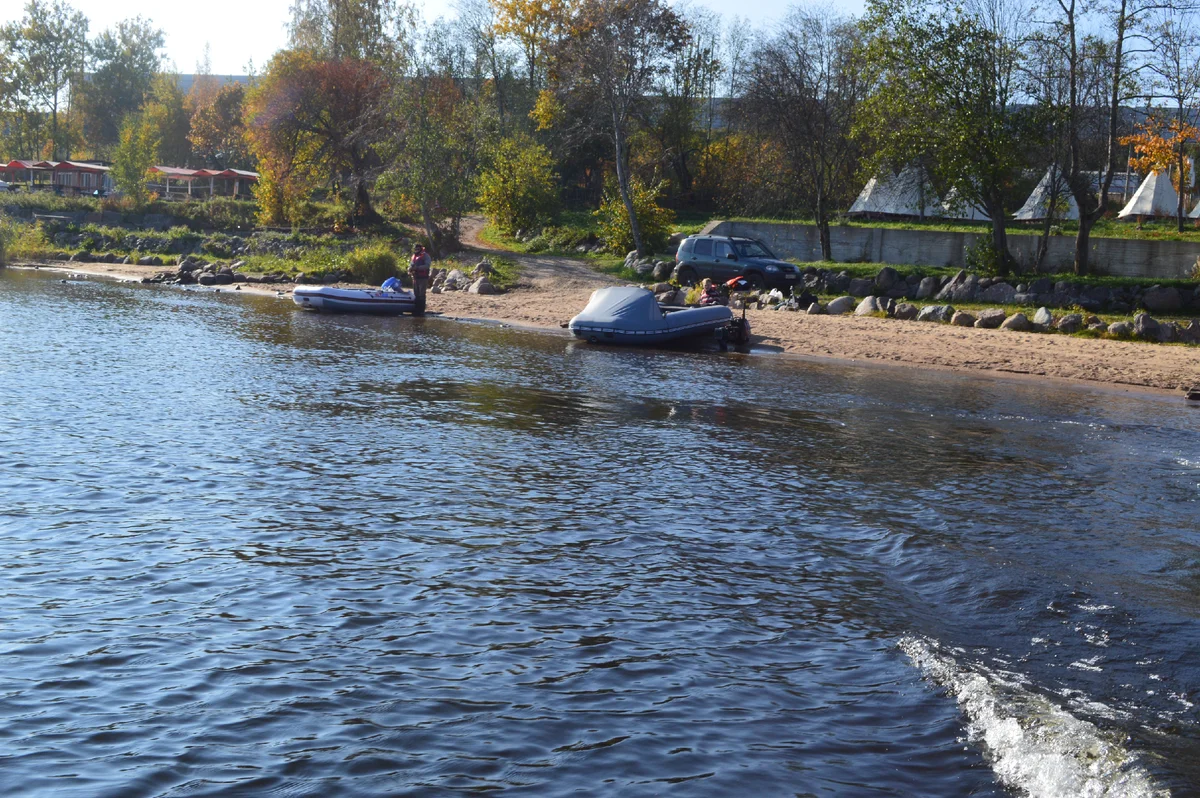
[1,268,1198,797]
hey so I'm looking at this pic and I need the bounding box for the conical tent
[848,166,942,217]
[942,187,991,221]
[1013,166,1079,221]
[1117,171,1179,218]
[1189,198,1200,219]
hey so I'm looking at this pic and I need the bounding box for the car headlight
[764,264,780,273]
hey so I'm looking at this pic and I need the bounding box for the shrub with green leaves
[346,244,398,284]
[477,136,560,235]
[595,177,674,255]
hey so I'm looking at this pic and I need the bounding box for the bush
[345,244,398,284]
[965,230,1001,277]
[0,217,14,265]
[595,177,675,255]
[477,135,560,235]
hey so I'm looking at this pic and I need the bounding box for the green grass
[721,213,1200,244]
[478,220,627,271]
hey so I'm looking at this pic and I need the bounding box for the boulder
[937,270,979,303]
[137,255,162,266]
[1078,286,1112,312]
[826,271,851,294]
[69,250,93,263]
[1133,312,1160,340]
[915,276,939,300]
[468,276,499,295]
[916,305,955,323]
[976,282,1017,304]
[443,268,469,290]
[651,282,674,294]
[1107,321,1133,337]
[950,311,977,327]
[1141,285,1182,313]
[807,302,824,314]
[1029,277,1053,294]
[974,308,1007,329]
[1087,322,1107,332]
[1177,320,1200,344]
[1055,313,1084,334]
[875,266,901,292]
[1033,307,1054,327]
[472,260,494,278]
[196,272,216,286]
[652,261,674,281]
[848,278,875,298]
[855,296,885,316]
[826,295,856,315]
[893,302,920,321]
[1000,312,1031,331]
[214,272,234,285]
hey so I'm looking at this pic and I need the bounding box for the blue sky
[0,0,865,75]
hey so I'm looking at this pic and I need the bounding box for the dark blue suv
[674,235,800,291]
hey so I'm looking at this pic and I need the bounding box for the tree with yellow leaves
[1120,116,1198,227]
[490,0,568,89]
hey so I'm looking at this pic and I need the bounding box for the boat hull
[293,286,417,315]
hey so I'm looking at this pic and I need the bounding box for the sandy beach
[14,247,1200,395]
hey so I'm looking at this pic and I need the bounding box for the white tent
[848,166,942,218]
[941,187,991,221]
[1117,170,1179,218]
[1189,198,1200,219]
[1013,166,1080,221]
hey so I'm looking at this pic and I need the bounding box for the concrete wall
[701,220,1200,279]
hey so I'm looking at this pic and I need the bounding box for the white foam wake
[899,636,1169,798]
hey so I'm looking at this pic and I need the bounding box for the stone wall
[700,220,1200,279]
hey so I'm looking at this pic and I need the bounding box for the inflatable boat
[292,285,417,315]
[569,286,743,345]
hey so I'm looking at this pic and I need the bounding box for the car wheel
[676,265,698,286]
[745,271,766,291]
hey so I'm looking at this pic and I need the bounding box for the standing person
[409,244,431,316]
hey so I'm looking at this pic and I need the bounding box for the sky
[0,0,865,76]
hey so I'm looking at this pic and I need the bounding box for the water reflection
[1,270,1198,796]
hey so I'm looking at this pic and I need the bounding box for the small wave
[900,635,1169,798]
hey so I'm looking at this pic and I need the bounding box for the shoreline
[12,259,1199,398]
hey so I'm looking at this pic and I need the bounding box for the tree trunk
[613,123,645,256]
[1073,214,1092,276]
[815,189,831,261]
[990,211,1012,276]
[421,205,440,258]
[1178,125,1186,233]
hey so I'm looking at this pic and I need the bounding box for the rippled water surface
[2,269,1199,797]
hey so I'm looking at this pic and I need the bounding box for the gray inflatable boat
[568,286,738,345]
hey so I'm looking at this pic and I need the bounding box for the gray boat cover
[570,286,732,334]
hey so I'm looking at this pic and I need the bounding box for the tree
[379,68,489,253]
[491,0,568,89]
[862,0,1037,274]
[190,83,251,168]
[1,0,89,159]
[1040,0,1158,274]
[144,74,192,166]
[76,17,165,153]
[1120,116,1199,195]
[457,0,518,129]
[1147,9,1200,230]
[645,7,721,199]
[744,8,865,262]
[543,0,688,255]
[246,51,390,224]
[289,0,409,63]
[477,134,559,233]
[110,112,159,206]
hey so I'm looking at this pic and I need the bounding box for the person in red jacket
[410,244,431,315]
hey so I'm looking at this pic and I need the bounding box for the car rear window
[694,239,712,256]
